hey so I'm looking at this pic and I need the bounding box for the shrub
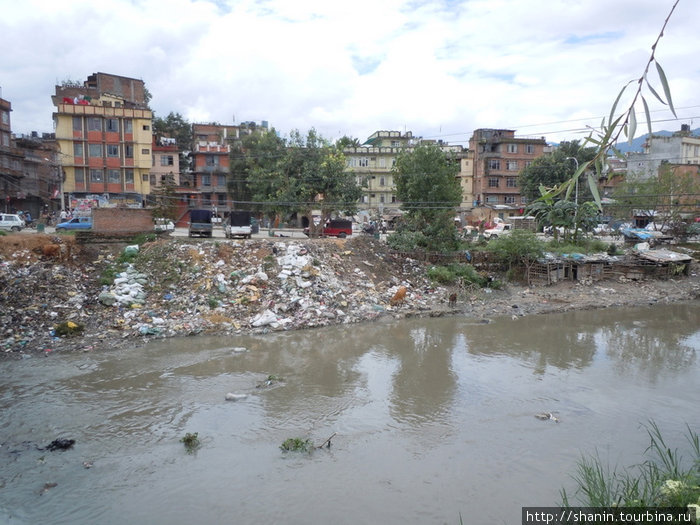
[280,437,312,453]
[427,263,487,287]
[487,230,545,269]
[387,230,427,251]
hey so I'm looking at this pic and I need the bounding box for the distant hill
[613,127,700,153]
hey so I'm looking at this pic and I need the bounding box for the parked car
[0,213,26,232]
[56,217,92,230]
[304,219,353,238]
[154,218,175,232]
[483,222,512,239]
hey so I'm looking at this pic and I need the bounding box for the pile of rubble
[0,235,453,357]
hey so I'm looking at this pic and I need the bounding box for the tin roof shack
[527,253,621,286]
[621,228,673,247]
[629,249,693,278]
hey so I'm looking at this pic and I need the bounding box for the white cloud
[1,0,698,145]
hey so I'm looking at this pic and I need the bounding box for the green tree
[228,128,286,212]
[248,129,363,231]
[392,144,462,252]
[149,177,178,220]
[519,141,596,202]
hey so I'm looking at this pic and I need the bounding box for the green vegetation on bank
[561,422,700,512]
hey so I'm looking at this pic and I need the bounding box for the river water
[1,302,698,525]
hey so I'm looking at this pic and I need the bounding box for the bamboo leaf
[587,173,602,211]
[628,107,637,144]
[641,95,653,138]
[644,76,666,105]
[655,61,677,117]
[608,82,631,126]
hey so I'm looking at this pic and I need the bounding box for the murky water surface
[1,303,698,525]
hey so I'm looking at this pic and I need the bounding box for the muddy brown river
[1,302,698,525]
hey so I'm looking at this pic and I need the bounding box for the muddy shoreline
[1,234,698,361]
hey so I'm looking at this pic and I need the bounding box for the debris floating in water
[535,412,559,423]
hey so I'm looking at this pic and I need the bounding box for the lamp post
[566,157,580,237]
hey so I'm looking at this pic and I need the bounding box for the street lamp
[566,157,581,236]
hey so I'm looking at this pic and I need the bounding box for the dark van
[189,209,213,237]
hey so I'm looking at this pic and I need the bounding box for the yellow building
[52,73,153,210]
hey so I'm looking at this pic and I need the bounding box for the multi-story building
[1,96,61,216]
[150,136,180,188]
[469,128,548,211]
[52,72,153,211]
[188,121,270,213]
[344,130,473,219]
[344,130,417,213]
[627,125,700,180]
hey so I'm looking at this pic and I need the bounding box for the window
[201,174,211,186]
[506,177,517,187]
[380,195,385,203]
[205,155,219,167]
[203,193,212,205]
[125,145,134,158]
[142,174,149,182]
[124,119,133,133]
[488,177,499,188]
[108,169,121,183]
[521,196,528,204]
[507,161,518,171]
[0,111,8,124]
[160,155,174,166]
[525,161,532,168]
[359,158,369,167]
[489,159,500,170]
[72,117,82,131]
[141,148,150,155]
[486,195,498,204]
[391,195,396,203]
[87,118,102,132]
[88,144,102,157]
[107,144,119,157]
[73,143,83,157]
[504,195,515,204]
[217,194,226,206]
[90,169,103,183]
[391,140,400,147]
[391,158,396,167]
[379,177,385,186]
[74,168,85,183]
[507,144,518,153]
[125,170,134,185]
[526,144,535,154]
[217,174,226,186]
[378,157,386,168]
[142,124,150,131]
[106,119,119,132]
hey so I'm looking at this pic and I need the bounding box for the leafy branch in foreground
[530,0,681,213]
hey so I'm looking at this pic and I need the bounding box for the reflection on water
[0,302,697,525]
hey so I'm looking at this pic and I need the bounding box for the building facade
[52,72,153,211]
[627,125,700,181]
[469,128,547,210]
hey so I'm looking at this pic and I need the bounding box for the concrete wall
[93,208,153,233]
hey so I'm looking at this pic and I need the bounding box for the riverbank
[1,233,698,360]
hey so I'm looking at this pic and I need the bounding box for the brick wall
[92,208,153,233]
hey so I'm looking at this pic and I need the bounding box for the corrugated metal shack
[527,249,693,285]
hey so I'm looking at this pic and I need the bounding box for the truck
[188,209,213,238]
[483,222,512,239]
[225,211,253,239]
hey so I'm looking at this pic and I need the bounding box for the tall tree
[519,141,596,202]
[393,144,462,252]
[248,129,363,231]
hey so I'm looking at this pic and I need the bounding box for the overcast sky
[1,0,698,145]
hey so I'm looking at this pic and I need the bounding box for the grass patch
[547,238,610,255]
[561,421,700,510]
[427,263,487,287]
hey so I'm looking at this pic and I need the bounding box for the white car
[154,218,175,232]
[0,213,25,232]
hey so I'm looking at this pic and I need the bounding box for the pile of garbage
[0,236,454,357]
